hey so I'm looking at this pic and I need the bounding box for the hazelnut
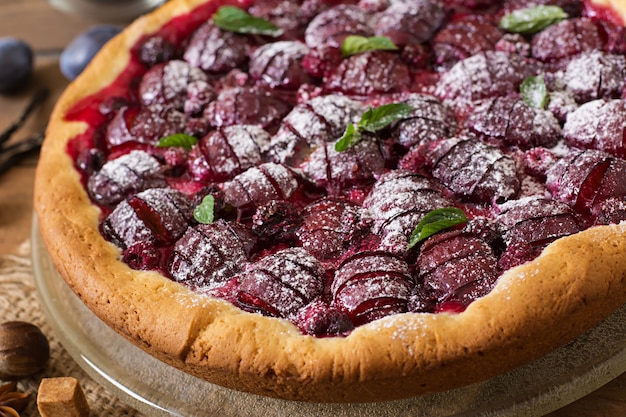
[0,321,50,379]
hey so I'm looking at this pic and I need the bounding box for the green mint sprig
[335,103,413,152]
[341,35,398,57]
[213,6,282,37]
[156,133,198,151]
[194,194,215,224]
[499,5,568,35]
[520,75,548,109]
[407,207,468,250]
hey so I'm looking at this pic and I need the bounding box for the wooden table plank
[0,53,70,255]
[0,0,109,51]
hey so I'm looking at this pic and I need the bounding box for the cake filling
[65,0,626,337]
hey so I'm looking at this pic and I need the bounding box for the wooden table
[1,1,626,415]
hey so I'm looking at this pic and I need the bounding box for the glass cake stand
[32,217,626,417]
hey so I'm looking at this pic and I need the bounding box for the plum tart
[35,0,626,403]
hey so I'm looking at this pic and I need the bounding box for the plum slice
[562,99,626,158]
[332,251,414,326]
[294,300,354,337]
[427,137,522,204]
[304,5,373,49]
[87,150,166,207]
[363,170,452,254]
[432,15,503,70]
[203,86,292,131]
[102,187,194,251]
[324,51,411,96]
[249,41,312,90]
[496,196,581,269]
[299,138,385,192]
[465,96,561,149]
[138,60,213,112]
[435,51,533,105]
[236,248,324,319]
[531,18,602,63]
[183,20,252,73]
[546,149,626,215]
[563,51,626,103]
[374,0,446,46]
[296,197,366,260]
[220,162,302,215]
[168,220,255,289]
[417,229,499,308]
[267,94,364,164]
[186,125,271,183]
[392,93,457,149]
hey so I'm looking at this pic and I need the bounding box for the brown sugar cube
[37,377,90,417]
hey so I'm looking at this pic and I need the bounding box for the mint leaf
[213,6,282,37]
[358,103,414,133]
[341,35,398,57]
[335,103,413,152]
[521,75,548,109]
[194,194,215,224]
[499,5,568,34]
[407,207,468,250]
[156,133,198,150]
[334,123,360,152]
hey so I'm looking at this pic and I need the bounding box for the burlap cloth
[0,241,144,417]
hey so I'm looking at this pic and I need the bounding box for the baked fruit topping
[34,0,626,403]
[54,0,626,336]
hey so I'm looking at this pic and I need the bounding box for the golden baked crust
[34,0,626,402]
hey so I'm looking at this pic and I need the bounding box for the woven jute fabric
[0,241,144,417]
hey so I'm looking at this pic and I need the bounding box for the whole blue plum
[0,37,33,93]
[60,25,122,81]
